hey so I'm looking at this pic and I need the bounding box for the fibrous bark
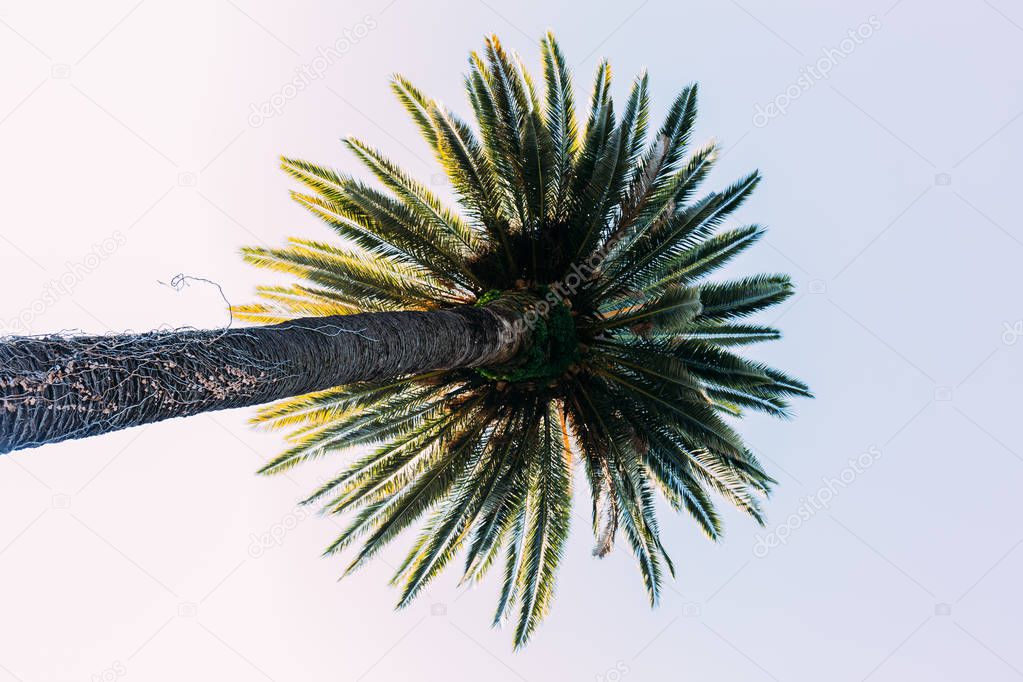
[0,306,524,454]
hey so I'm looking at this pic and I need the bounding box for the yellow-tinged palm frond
[231,284,366,323]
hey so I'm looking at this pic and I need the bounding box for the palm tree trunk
[0,306,525,454]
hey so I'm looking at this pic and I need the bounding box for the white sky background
[1,1,1022,680]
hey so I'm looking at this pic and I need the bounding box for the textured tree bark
[0,306,525,454]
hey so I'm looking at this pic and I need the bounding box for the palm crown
[236,32,810,647]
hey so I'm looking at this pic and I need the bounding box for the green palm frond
[243,32,810,648]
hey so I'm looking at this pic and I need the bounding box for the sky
[1,1,1022,680]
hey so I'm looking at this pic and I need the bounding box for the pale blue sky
[1,1,1021,680]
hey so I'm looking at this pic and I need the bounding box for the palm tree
[0,33,809,646]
